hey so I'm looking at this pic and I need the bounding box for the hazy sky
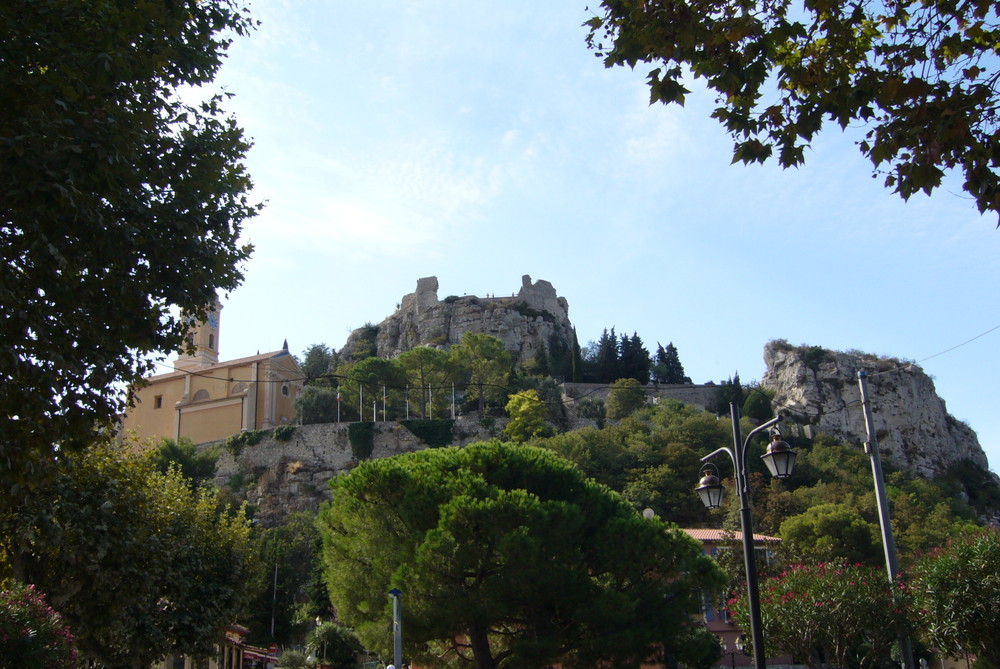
[179,1,1000,472]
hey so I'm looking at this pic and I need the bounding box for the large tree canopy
[586,0,1000,220]
[3,442,258,668]
[318,441,724,669]
[1,0,260,490]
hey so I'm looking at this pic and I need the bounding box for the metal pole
[731,403,767,669]
[389,588,403,669]
[270,560,278,638]
[857,371,916,669]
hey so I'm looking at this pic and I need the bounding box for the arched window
[209,334,215,349]
[281,384,290,397]
[192,389,210,402]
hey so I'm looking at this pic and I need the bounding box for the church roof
[145,348,297,383]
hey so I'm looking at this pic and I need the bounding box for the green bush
[0,583,78,668]
[348,422,375,460]
[225,429,270,458]
[741,388,774,421]
[273,425,296,442]
[401,419,455,448]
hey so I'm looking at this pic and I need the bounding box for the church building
[121,299,303,445]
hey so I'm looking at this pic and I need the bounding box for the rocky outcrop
[339,275,575,364]
[761,340,989,479]
[213,418,504,527]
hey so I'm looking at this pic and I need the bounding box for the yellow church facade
[121,301,303,446]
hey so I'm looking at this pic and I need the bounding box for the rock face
[340,275,575,364]
[213,418,504,527]
[761,341,989,479]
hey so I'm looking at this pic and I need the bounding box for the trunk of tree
[469,624,496,669]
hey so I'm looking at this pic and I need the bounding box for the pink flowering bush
[912,529,1000,667]
[729,562,910,669]
[0,582,77,669]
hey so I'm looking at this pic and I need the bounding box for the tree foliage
[652,342,688,385]
[398,346,458,419]
[582,328,653,384]
[586,0,1000,220]
[299,344,338,387]
[242,511,328,648]
[307,621,364,669]
[317,441,724,669]
[448,333,512,416]
[605,377,647,419]
[503,390,550,442]
[344,356,409,421]
[1,0,260,493]
[296,385,342,425]
[778,503,882,565]
[618,331,652,384]
[149,436,219,488]
[3,442,258,668]
[911,529,1000,666]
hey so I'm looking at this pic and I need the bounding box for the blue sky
[194,1,1000,472]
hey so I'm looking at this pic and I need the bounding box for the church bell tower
[174,297,222,371]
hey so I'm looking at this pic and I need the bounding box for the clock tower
[174,297,222,371]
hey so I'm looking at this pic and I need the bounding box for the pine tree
[619,332,651,384]
[661,342,687,384]
[652,342,687,384]
[595,328,620,383]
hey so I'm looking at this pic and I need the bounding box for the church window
[281,384,290,397]
[193,389,210,402]
[154,395,163,409]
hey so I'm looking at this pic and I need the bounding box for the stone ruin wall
[343,275,575,364]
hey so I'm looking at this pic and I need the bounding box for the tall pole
[389,588,403,669]
[731,403,767,669]
[270,560,278,638]
[857,371,916,669]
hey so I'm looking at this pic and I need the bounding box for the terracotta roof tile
[681,528,781,543]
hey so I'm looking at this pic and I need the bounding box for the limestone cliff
[761,340,989,479]
[340,275,576,364]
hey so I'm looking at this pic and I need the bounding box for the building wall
[121,352,302,446]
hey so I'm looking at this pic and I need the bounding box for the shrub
[225,429,270,458]
[0,583,78,669]
[348,422,375,460]
[400,419,454,448]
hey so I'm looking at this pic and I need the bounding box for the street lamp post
[722,635,747,669]
[695,404,795,669]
